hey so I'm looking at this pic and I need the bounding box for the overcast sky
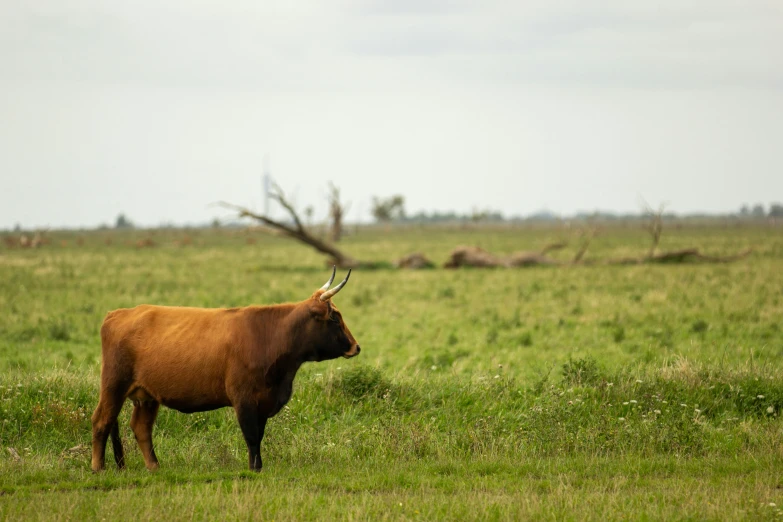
[1,1,782,228]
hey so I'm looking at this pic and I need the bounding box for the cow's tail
[110,420,125,469]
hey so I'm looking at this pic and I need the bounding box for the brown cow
[90,268,360,472]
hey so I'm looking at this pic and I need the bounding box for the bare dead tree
[642,201,666,259]
[327,182,350,243]
[217,184,364,268]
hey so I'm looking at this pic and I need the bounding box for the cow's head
[304,267,360,362]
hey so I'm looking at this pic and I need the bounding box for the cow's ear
[309,299,331,319]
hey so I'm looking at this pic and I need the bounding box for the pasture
[1,223,782,520]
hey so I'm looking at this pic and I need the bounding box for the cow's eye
[329,314,341,323]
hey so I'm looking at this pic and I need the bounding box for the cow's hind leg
[130,401,160,470]
[91,388,126,472]
[110,420,125,469]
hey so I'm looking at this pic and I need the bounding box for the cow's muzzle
[343,344,361,358]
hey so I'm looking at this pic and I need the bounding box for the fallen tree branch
[444,244,752,269]
[443,246,564,269]
[507,252,562,267]
[394,252,435,269]
[217,190,365,268]
[603,248,753,265]
[443,246,505,268]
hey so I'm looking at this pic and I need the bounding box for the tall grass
[2,359,781,475]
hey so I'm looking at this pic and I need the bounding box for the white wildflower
[767,406,775,414]
[630,400,638,404]
[757,395,765,399]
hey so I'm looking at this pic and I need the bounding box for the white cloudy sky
[1,1,782,228]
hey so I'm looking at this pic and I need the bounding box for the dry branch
[394,252,435,269]
[507,252,561,267]
[644,248,752,264]
[444,246,563,269]
[217,185,364,269]
[443,246,504,268]
[539,241,568,255]
[443,239,751,269]
[572,227,598,264]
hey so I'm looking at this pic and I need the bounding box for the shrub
[48,319,71,342]
[333,365,389,400]
[561,356,604,386]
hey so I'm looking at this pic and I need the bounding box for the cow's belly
[162,399,229,413]
[127,384,231,412]
[126,366,231,413]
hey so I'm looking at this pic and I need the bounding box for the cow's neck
[258,304,312,415]
[264,351,302,416]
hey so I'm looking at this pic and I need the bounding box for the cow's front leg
[234,404,266,471]
[257,416,268,468]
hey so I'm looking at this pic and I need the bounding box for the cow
[90,267,360,472]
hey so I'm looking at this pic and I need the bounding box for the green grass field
[1,224,782,520]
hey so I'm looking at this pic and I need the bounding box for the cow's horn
[320,265,336,291]
[320,269,351,301]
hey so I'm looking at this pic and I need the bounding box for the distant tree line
[403,209,506,224]
[739,203,783,218]
[370,195,505,224]
[7,195,780,234]
[368,198,783,224]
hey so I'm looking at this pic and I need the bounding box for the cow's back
[100,305,243,411]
